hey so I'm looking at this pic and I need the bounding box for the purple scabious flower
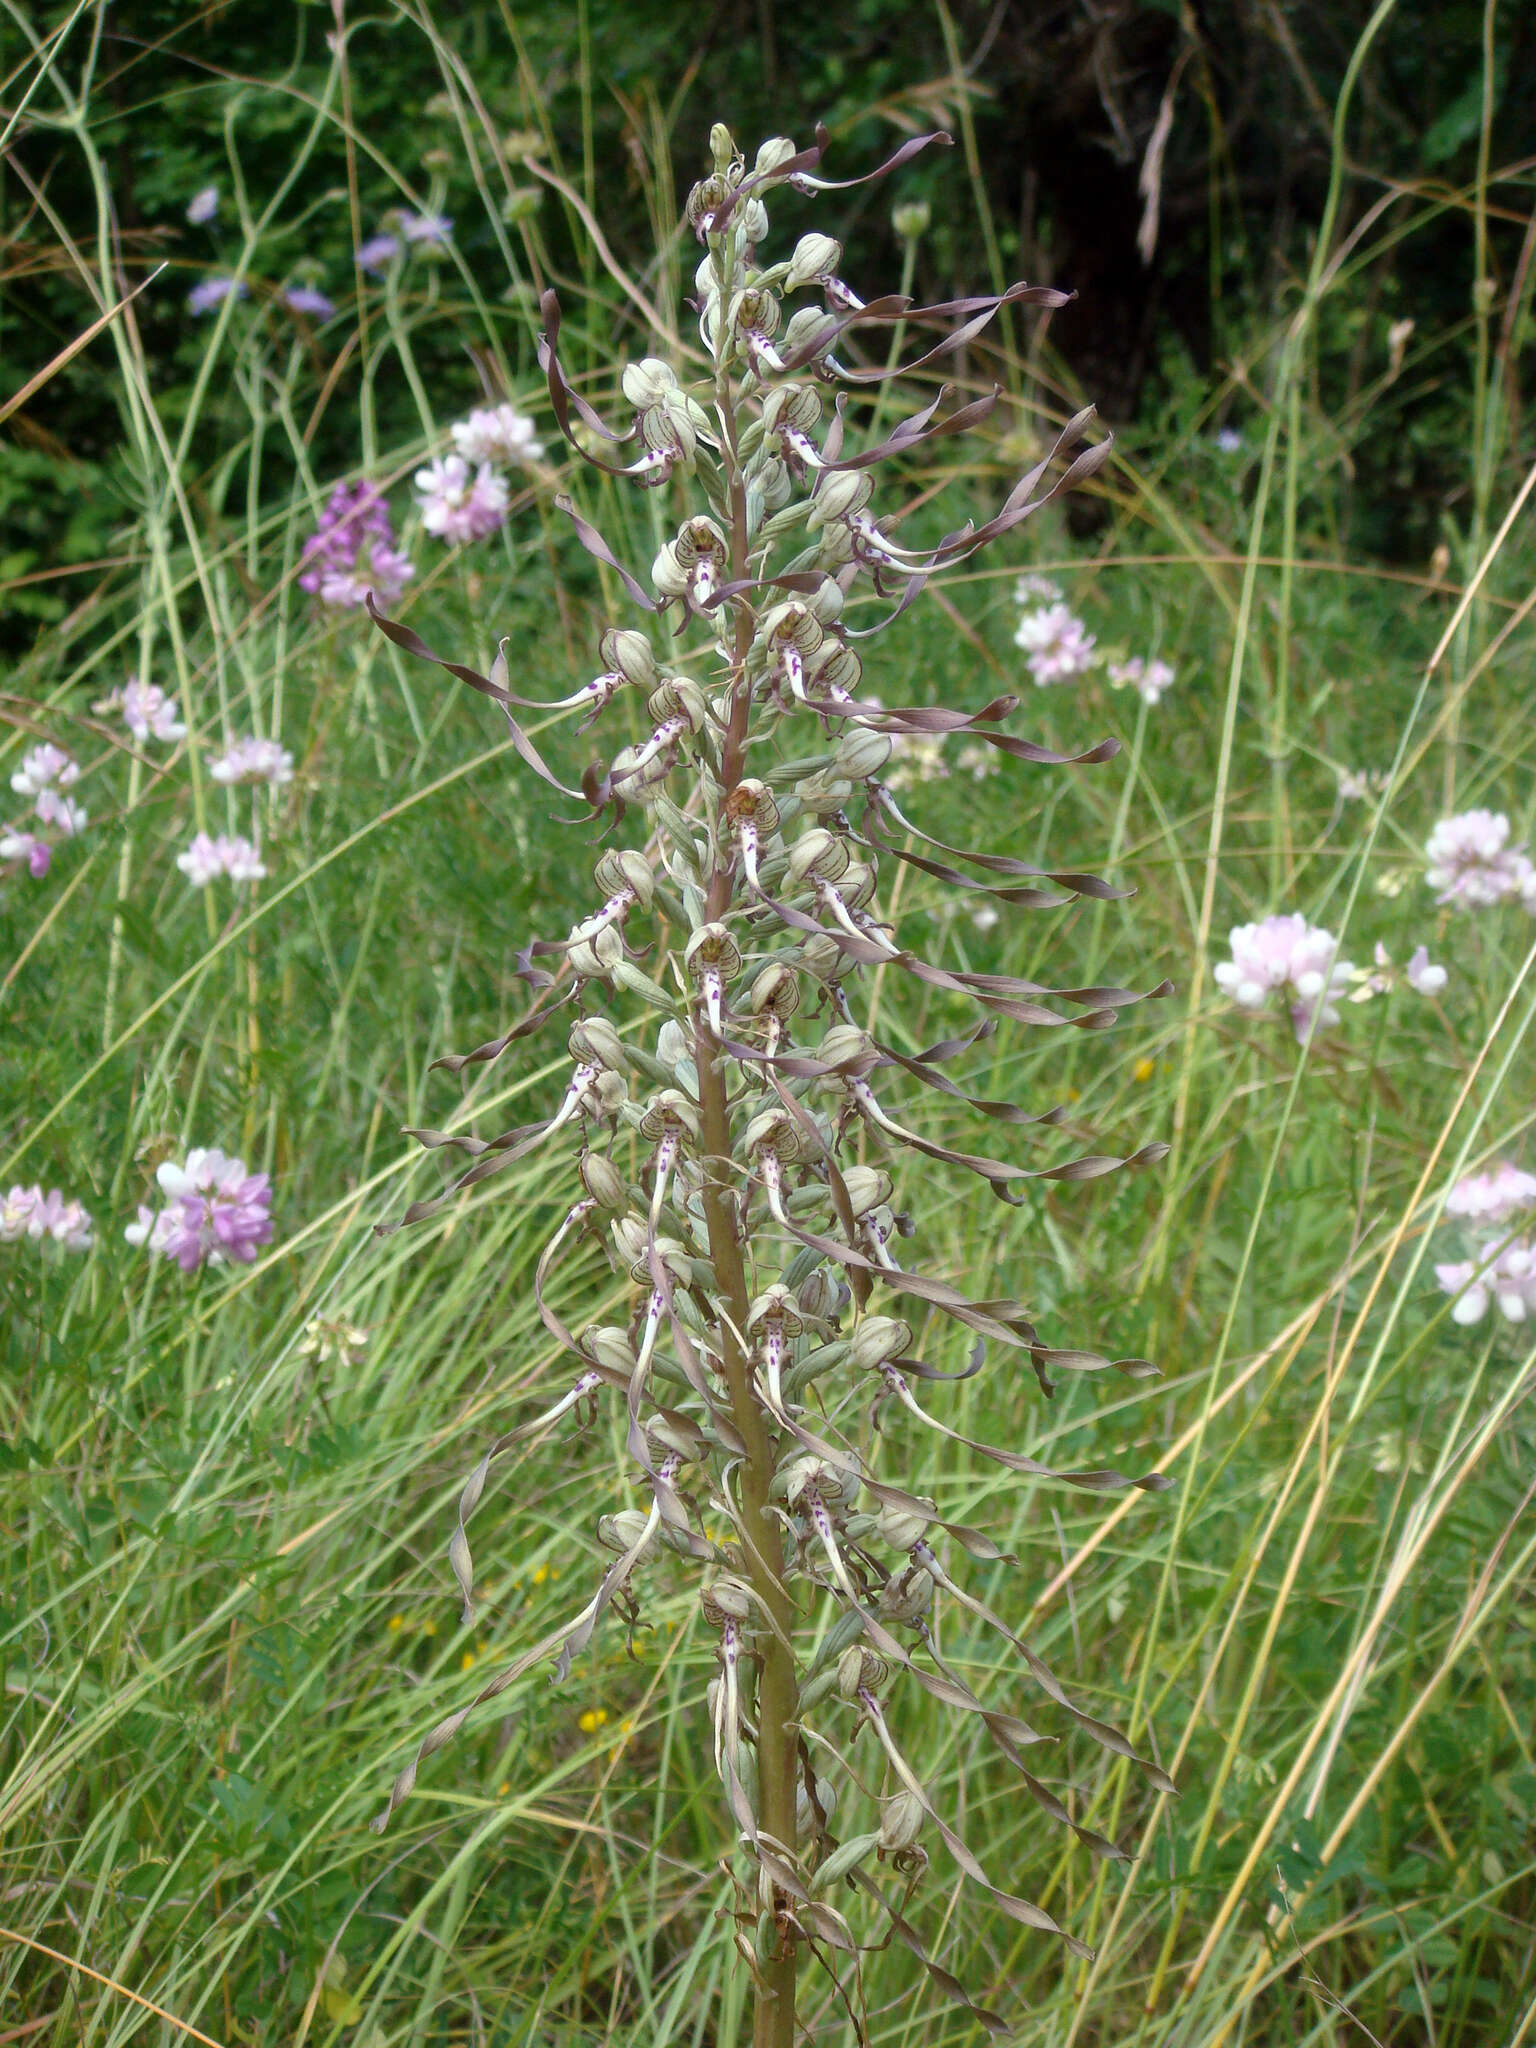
[209,737,295,787]
[188,275,248,317]
[1214,913,1355,1041]
[413,454,510,543]
[1013,602,1097,686]
[186,186,220,225]
[355,233,401,275]
[400,210,452,245]
[299,479,415,609]
[125,1148,273,1272]
[282,284,336,320]
[1424,810,1536,909]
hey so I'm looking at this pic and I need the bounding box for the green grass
[4,7,1536,2044]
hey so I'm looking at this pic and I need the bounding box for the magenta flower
[176,831,266,886]
[1214,913,1355,1041]
[413,455,510,543]
[299,479,414,610]
[1013,602,1097,686]
[209,737,294,787]
[1423,810,1536,909]
[125,1148,273,1272]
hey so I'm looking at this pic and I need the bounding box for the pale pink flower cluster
[450,404,544,468]
[414,454,511,544]
[1108,656,1175,706]
[1,1184,93,1251]
[1013,573,1063,605]
[1337,767,1389,803]
[209,738,294,787]
[1435,1243,1536,1326]
[117,679,187,743]
[1014,602,1096,686]
[176,831,267,886]
[1353,942,1448,1001]
[125,1148,273,1273]
[1445,1162,1536,1225]
[1434,1162,1536,1327]
[1215,913,1355,1041]
[1423,810,1536,909]
[3,744,87,879]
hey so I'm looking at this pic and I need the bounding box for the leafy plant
[370,120,1175,2042]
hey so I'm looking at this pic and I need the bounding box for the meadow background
[3,2,1535,2042]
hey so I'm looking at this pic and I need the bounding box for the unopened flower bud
[749,962,800,1018]
[710,123,737,174]
[610,1215,647,1268]
[816,1023,872,1071]
[568,1017,626,1069]
[836,1643,884,1699]
[780,306,837,364]
[875,1502,931,1549]
[840,1166,893,1217]
[702,1575,754,1626]
[796,1269,844,1321]
[879,1790,925,1851]
[581,1324,638,1375]
[834,727,893,779]
[784,231,841,292]
[878,1564,934,1623]
[622,357,678,409]
[892,200,931,241]
[808,471,873,529]
[798,932,848,980]
[579,1151,629,1211]
[787,827,850,886]
[849,1316,912,1370]
[597,1508,657,1556]
[753,135,797,180]
[601,627,657,688]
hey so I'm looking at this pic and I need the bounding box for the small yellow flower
[1133,1057,1156,1083]
[421,1618,437,1638]
[577,1707,609,1735]
[386,1614,406,1633]
[461,1650,477,1672]
[497,1780,511,1797]
[531,1564,549,1586]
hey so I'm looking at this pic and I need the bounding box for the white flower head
[450,404,544,468]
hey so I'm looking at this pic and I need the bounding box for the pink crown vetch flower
[10,744,80,798]
[414,455,511,544]
[125,1148,273,1273]
[209,738,295,787]
[1214,913,1355,1042]
[2,1183,93,1251]
[450,404,544,468]
[1423,810,1536,909]
[1013,602,1096,686]
[176,832,267,887]
[1445,1162,1536,1227]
